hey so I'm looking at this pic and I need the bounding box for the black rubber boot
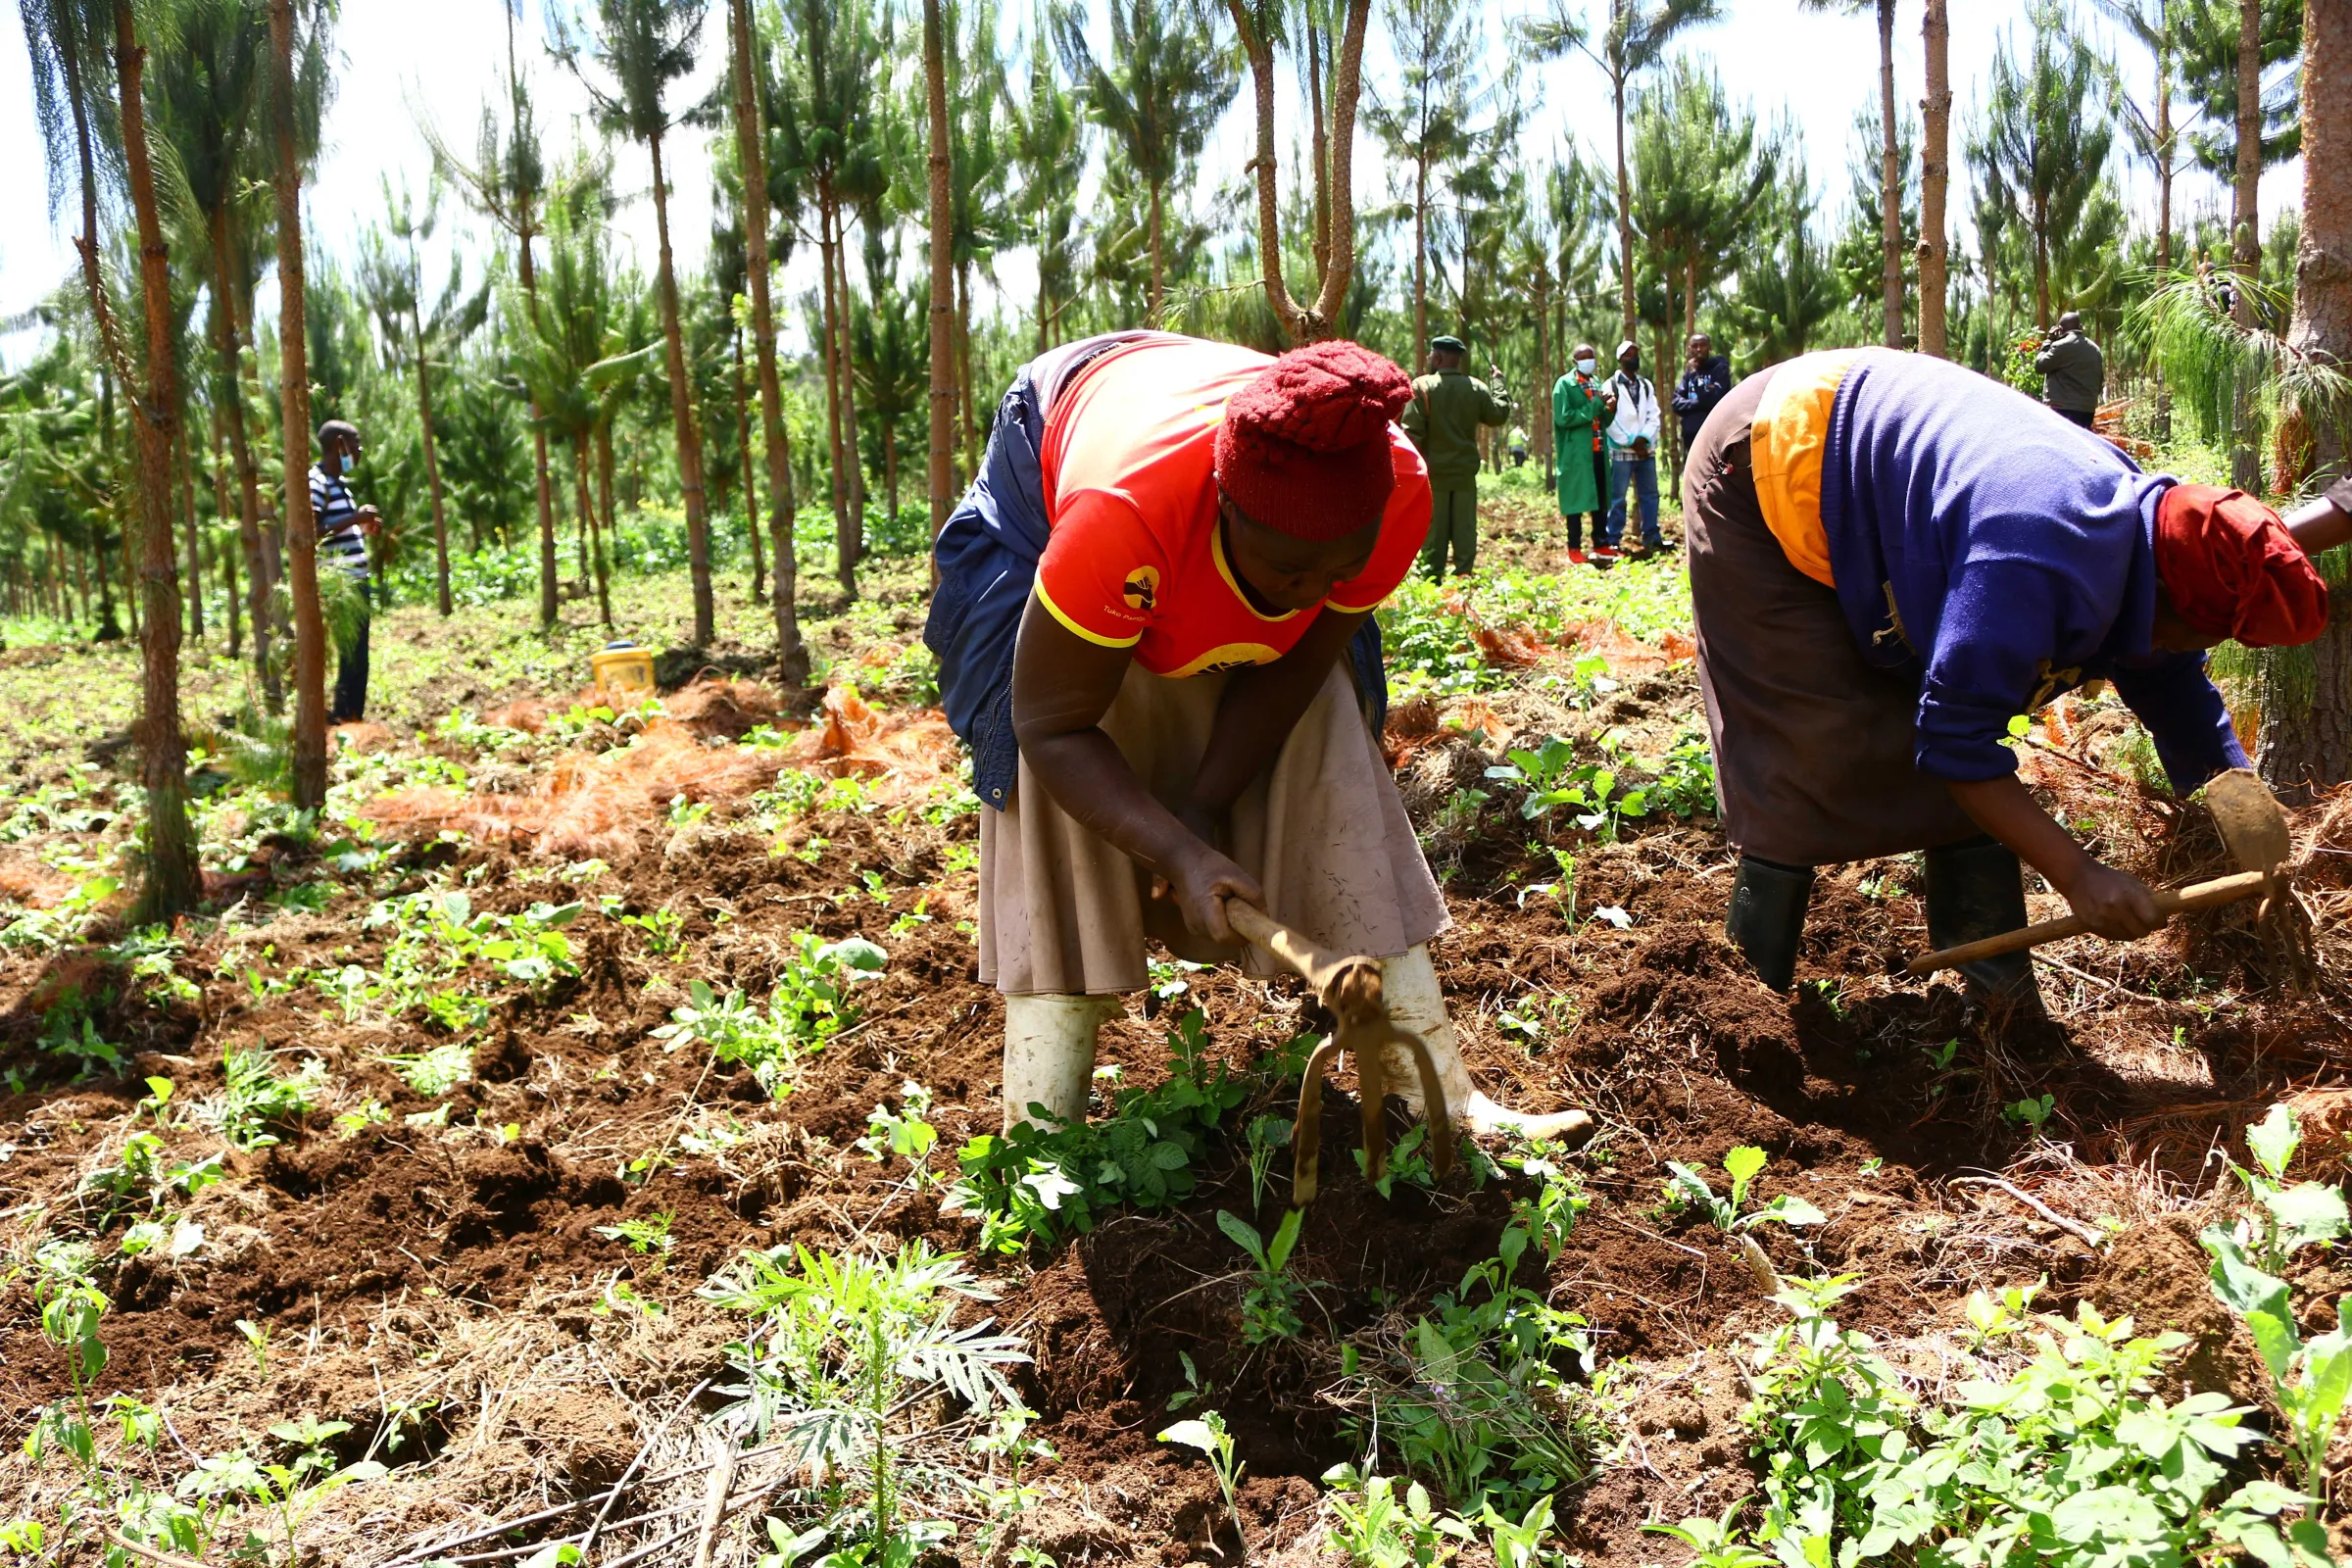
[1726,857,1815,992]
[1925,834,2043,1006]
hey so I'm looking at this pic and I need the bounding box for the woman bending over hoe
[927,331,1587,1141]
[1683,347,2343,1005]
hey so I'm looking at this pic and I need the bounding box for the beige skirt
[978,662,1449,996]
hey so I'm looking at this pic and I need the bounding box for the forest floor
[2,474,2350,1567]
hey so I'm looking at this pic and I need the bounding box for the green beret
[1429,334,1467,353]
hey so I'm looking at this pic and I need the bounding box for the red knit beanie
[2154,483,2328,647]
[1212,341,1412,539]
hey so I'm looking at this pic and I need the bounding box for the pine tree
[425,0,565,630]
[1054,0,1235,322]
[1227,0,1370,343]
[1519,0,1723,348]
[1920,0,1951,355]
[1004,10,1086,353]
[725,0,804,677]
[1968,8,2113,330]
[1629,58,1777,345]
[557,0,718,646]
[2259,0,2350,783]
[359,179,486,617]
[1365,0,1492,355]
[21,0,202,912]
[148,0,276,701]
[772,0,888,597]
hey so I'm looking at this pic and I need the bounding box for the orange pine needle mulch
[364,678,961,859]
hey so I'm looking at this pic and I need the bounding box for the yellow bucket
[590,642,655,696]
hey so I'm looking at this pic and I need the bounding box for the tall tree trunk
[178,428,203,639]
[647,124,715,646]
[1534,272,1553,489]
[574,438,612,629]
[1148,177,1166,321]
[412,309,454,616]
[2156,37,2176,435]
[925,0,957,553]
[1613,60,1636,349]
[267,0,327,808]
[1233,0,1307,344]
[834,216,864,595]
[220,524,241,660]
[732,326,765,601]
[2230,0,2265,492]
[1878,0,1903,348]
[209,226,275,702]
[2256,0,2350,787]
[956,261,979,481]
[2034,195,2050,328]
[519,267,560,629]
[1307,21,1330,289]
[1413,155,1429,354]
[109,0,198,912]
[212,410,241,659]
[1314,0,1369,328]
[596,423,620,618]
[817,187,852,592]
[727,0,803,680]
[1918,0,1950,356]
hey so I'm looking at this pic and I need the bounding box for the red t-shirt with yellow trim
[1034,336,1430,678]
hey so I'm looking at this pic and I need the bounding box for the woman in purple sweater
[1683,349,2340,1006]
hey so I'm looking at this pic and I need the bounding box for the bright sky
[0,0,2302,368]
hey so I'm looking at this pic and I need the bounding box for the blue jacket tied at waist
[925,350,1391,809]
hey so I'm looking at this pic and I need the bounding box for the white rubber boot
[1002,993,1123,1131]
[1377,946,1593,1143]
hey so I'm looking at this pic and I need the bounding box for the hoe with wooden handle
[1224,901,1453,1203]
[1907,768,2292,978]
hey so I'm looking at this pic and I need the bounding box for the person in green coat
[1551,344,1614,565]
[1400,334,1513,579]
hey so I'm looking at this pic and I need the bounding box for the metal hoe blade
[2205,767,2291,917]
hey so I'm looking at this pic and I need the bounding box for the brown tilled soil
[5,521,2352,1563]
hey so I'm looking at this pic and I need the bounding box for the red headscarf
[2154,483,2328,647]
[1212,341,1412,539]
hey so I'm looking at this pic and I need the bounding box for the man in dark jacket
[1672,332,1733,451]
[2034,312,2105,428]
[1400,334,1513,579]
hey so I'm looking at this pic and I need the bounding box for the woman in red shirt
[928,334,1586,1144]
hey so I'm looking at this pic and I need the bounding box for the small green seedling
[1244,1114,1293,1210]
[1663,1147,1826,1233]
[2215,1102,2351,1275]
[1643,1506,1775,1568]
[594,1213,675,1258]
[1218,1208,1310,1344]
[858,1082,941,1173]
[2003,1094,2056,1132]
[1159,1411,1246,1549]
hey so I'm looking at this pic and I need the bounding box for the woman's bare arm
[1009,595,1263,942]
[1944,774,2162,939]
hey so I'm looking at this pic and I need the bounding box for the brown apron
[978,662,1448,996]
[1684,368,1978,865]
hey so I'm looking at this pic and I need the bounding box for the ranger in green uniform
[1400,334,1513,579]
[1551,344,1613,565]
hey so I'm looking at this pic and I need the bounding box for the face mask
[1574,358,1595,374]
[341,453,359,475]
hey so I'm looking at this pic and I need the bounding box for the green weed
[1218,1207,1315,1344]
[1661,1147,1826,1234]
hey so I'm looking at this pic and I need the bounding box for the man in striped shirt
[311,419,381,721]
